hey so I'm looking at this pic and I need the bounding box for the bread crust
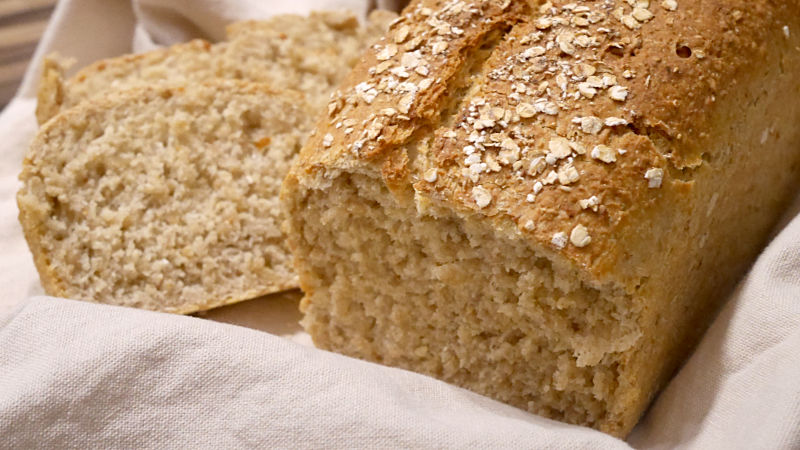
[294,0,800,284]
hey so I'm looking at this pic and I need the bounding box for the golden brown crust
[18,196,70,299]
[620,1,788,169]
[35,56,68,126]
[293,0,800,287]
[300,1,524,166]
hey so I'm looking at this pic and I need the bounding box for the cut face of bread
[282,0,800,437]
[19,80,311,313]
[35,10,397,125]
[36,40,222,125]
[286,172,643,426]
[221,10,398,110]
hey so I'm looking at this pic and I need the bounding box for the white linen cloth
[0,1,798,448]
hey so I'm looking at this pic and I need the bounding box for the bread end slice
[20,80,310,313]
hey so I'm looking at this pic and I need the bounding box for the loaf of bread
[282,0,800,436]
[19,80,310,313]
[35,10,397,125]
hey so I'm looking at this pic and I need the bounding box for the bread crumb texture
[36,10,397,124]
[19,80,311,314]
[284,0,800,437]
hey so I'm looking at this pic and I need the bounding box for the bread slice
[35,40,222,125]
[222,10,398,110]
[35,10,397,125]
[19,80,311,314]
[282,0,800,437]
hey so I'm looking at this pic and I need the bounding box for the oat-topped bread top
[294,0,798,288]
[19,80,311,313]
[35,10,398,125]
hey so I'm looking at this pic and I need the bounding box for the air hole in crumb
[478,331,497,340]
[605,44,625,57]
[676,44,692,58]
[505,330,524,345]
[92,163,106,178]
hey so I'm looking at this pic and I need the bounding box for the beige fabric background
[0,0,798,448]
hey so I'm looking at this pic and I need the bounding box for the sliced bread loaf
[19,80,311,313]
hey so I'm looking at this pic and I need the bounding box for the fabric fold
[1,297,627,449]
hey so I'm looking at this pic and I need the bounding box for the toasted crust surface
[20,80,311,313]
[35,55,69,125]
[297,0,800,277]
[284,0,800,436]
